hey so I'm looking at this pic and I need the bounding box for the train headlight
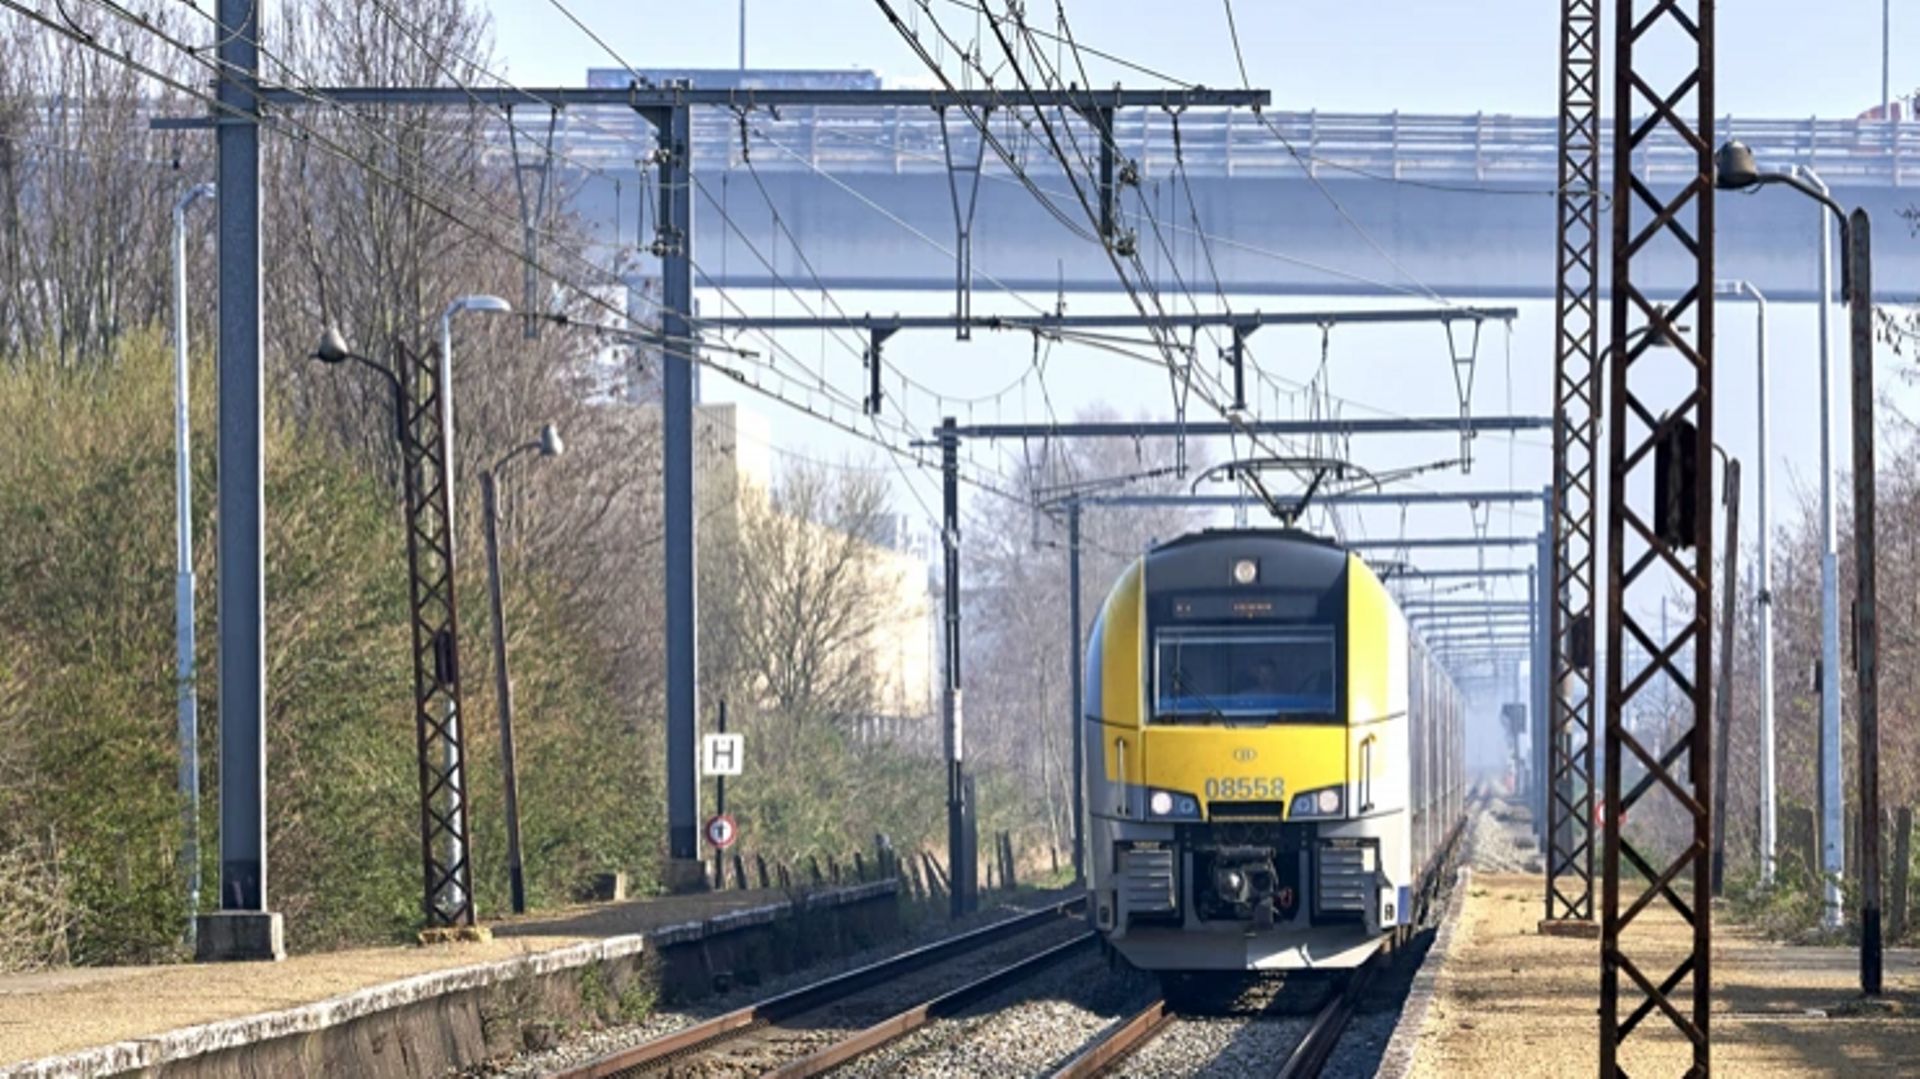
[1231,558,1259,585]
[1146,789,1201,819]
[1289,786,1345,819]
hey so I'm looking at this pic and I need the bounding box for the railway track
[1040,956,1375,1079]
[554,896,1087,1078]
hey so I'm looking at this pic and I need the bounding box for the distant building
[624,395,937,728]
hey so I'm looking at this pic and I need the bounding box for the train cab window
[1151,627,1337,723]
[1083,614,1105,720]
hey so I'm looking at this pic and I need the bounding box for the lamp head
[539,423,565,458]
[1714,140,1762,190]
[447,294,513,320]
[314,325,353,365]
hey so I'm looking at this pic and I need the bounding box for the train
[1081,528,1466,973]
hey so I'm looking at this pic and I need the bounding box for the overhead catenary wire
[9,0,1040,506]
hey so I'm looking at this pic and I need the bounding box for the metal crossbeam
[1405,599,1536,610]
[1547,0,1602,929]
[1386,567,1531,581]
[1076,489,1546,508]
[1601,2,1715,1071]
[935,416,1549,441]
[397,341,475,928]
[1346,536,1532,550]
[250,86,1271,110]
[700,308,1516,331]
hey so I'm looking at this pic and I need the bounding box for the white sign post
[702,733,744,777]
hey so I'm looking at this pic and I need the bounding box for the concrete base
[663,858,708,894]
[195,911,286,962]
[1536,918,1601,939]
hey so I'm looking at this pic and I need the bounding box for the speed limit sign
[704,814,738,850]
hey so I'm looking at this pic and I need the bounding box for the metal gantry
[1546,0,1602,929]
[1600,0,1716,1071]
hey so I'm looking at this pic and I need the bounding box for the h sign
[702,733,744,777]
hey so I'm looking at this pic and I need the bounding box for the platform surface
[0,884,859,1070]
[1405,872,1920,1077]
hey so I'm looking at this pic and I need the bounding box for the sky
[473,0,1918,717]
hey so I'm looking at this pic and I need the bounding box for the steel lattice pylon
[1546,0,1601,925]
[398,340,477,928]
[1601,0,1714,1072]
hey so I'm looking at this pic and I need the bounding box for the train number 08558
[1203,776,1285,801]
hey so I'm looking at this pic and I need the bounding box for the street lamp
[1718,146,1846,932]
[1718,141,1844,930]
[171,180,215,944]
[435,294,513,914]
[480,423,563,914]
[1717,139,1881,995]
[1716,280,1776,889]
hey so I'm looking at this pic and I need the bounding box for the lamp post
[1717,140,1881,995]
[1716,143,1845,929]
[435,294,513,913]
[480,424,564,915]
[171,180,215,942]
[1716,280,1775,886]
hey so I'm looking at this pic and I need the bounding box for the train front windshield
[1152,628,1337,722]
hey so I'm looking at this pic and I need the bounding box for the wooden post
[923,850,950,894]
[828,854,841,884]
[853,851,867,882]
[756,853,770,890]
[808,855,823,886]
[777,862,792,890]
[733,853,748,891]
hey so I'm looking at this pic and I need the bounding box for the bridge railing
[549,107,1918,188]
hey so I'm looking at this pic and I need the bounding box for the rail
[555,894,1085,1077]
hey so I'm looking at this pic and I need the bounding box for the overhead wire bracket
[507,105,559,340]
[1445,317,1485,468]
[938,106,990,341]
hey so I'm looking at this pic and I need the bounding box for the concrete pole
[655,100,703,887]
[436,310,466,914]
[481,469,527,914]
[1719,281,1775,885]
[1796,164,1845,928]
[172,181,213,944]
[941,419,968,916]
[212,0,272,945]
[1848,209,1881,994]
[1712,458,1740,897]
[1067,500,1085,885]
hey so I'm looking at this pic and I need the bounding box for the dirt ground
[0,886,815,1066]
[1406,872,1920,1077]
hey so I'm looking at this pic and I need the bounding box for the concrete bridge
[537,107,1918,302]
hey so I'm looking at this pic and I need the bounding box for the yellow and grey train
[1082,528,1465,972]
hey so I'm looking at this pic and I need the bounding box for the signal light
[1654,416,1699,549]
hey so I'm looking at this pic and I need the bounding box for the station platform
[0,880,896,1079]
[1393,872,1920,1077]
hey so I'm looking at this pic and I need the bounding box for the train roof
[1144,528,1350,592]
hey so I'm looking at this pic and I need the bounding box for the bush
[0,337,655,963]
